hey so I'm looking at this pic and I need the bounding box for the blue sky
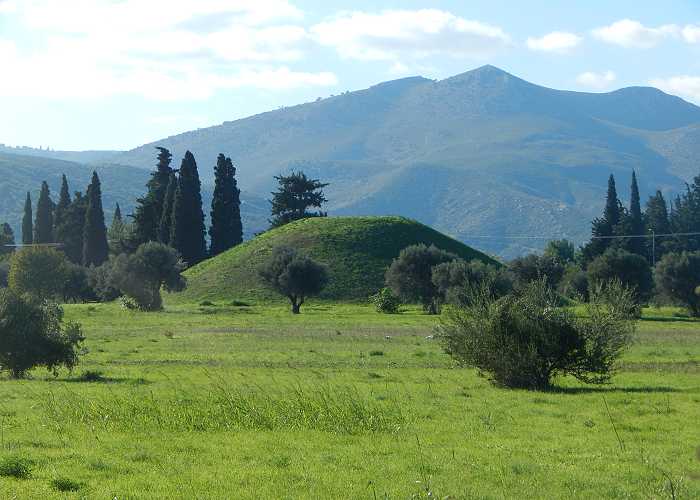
[1,0,699,151]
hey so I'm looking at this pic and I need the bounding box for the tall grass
[41,383,408,435]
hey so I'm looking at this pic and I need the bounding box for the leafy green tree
[109,242,187,311]
[259,246,329,314]
[132,147,173,244]
[0,289,83,378]
[21,192,32,245]
[558,264,589,301]
[432,259,513,306]
[668,174,700,253]
[0,223,15,256]
[385,244,457,314]
[209,154,243,256]
[543,239,575,265]
[34,181,53,244]
[269,171,329,228]
[509,253,565,290]
[654,251,700,317]
[56,192,87,264]
[170,151,207,266]
[158,172,176,244]
[369,288,401,314]
[53,174,71,233]
[82,172,109,267]
[587,248,653,304]
[8,247,69,301]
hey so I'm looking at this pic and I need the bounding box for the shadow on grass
[550,385,680,395]
[641,315,698,323]
[51,372,151,385]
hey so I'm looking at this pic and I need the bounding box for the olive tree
[8,247,69,301]
[110,242,187,311]
[587,248,653,304]
[259,246,328,314]
[654,251,700,316]
[431,259,513,307]
[0,289,84,378]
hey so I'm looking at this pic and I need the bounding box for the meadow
[0,300,697,498]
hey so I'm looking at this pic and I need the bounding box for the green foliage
[178,216,495,303]
[581,174,624,262]
[0,289,84,378]
[9,247,68,301]
[259,246,329,313]
[88,260,121,302]
[438,279,636,389]
[110,242,187,311]
[53,174,71,233]
[55,191,87,264]
[0,222,15,256]
[51,477,82,492]
[209,154,243,256]
[33,181,53,244]
[170,151,207,266]
[0,260,9,288]
[654,251,700,316]
[385,244,458,314]
[587,248,653,303]
[133,147,173,245]
[82,172,109,267]
[558,264,589,301]
[509,253,565,290]
[543,239,575,264]
[645,190,671,259]
[0,456,33,479]
[157,172,176,245]
[21,191,32,245]
[432,259,513,307]
[269,171,328,228]
[62,262,95,303]
[369,287,401,314]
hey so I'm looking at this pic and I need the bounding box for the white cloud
[311,9,511,61]
[592,19,679,48]
[576,71,617,90]
[650,76,700,102]
[526,31,582,53]
[0,0,340,100]
[682,24,700,44]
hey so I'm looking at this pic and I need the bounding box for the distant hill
[0,151,269,240]
[175,216,496,303]
[110,65,700,258]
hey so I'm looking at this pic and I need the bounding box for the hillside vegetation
[178,216,496,302]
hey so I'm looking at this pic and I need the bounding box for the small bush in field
[51,477,82,492]
[438,279,636,389]
[369,288,401,314]
[0,456,33,479]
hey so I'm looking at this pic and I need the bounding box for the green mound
[176,216,496,303]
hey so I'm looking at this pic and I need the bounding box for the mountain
[175,216,496,303]
[109,66,700,258]
[0,151,269,240]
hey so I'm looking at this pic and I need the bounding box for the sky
[1,0,699,151]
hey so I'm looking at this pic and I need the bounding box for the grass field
[0,300,698,498]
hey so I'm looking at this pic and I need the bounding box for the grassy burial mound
[177,216,496,302]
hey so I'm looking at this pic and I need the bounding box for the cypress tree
[170,151,206,266]
[627,171,646,256]
[132,147,173,244]
[21,192,32,245]
[604,174,622,228]
[53,174,71,233]
[112,203,122,226]
[34,181,54,244]
[58,192,87,264]
[581,174,622,262]
[209,154,243,256]
[82,172,109,266]
[645,190,671,260]
[158,172,177,245]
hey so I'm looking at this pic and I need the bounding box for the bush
[558,264,589,301]
[62,263,96,303]
[543,239,575,264]
[432,259,513,307]
[438,280,636,389]
[587,248,653,304]
[88,259,121,302]
[259,246,328,314]
[509,253,565,290]
[0,456,33,479]
[109,243,187,311]
[0,290,84,378]
[654,251,700,316]
[385,244,458,314]
[8,247,68,301]
[0,260,9,288]
[369,288,401,313]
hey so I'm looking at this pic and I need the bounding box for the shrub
[369,288,401,314]
[654,251,700,317]
[543,239,575,265]
[558,264,589,301]
[8,247,68,301]
[432,259,513,307]
[62,263,96,303]
[0,260,9,288]
[51,477,82,492]
[88,259,121,302]
[587,248,653,304]
[0,290,84,378]
[438,279,636,389]
[385,244,458,314]
[509,253,565,290]
[259,246,328,314]
[110,242,187,311]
